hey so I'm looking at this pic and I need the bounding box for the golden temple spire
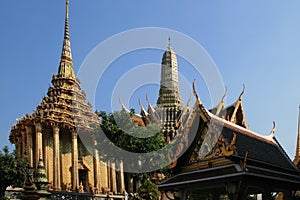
[58,0,75,79]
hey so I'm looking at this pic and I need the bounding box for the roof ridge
[207,110,276,144]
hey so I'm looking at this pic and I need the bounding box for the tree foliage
[95,110,166,156]
[137,179,160,200]
[94,110,168,196]
[0,146,27,198]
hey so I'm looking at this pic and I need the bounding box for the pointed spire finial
[167,37,172,51]
[138,98,143,108]
[192,79,202,105]
[221,87,228,103]
[215,87,228,116]
[66,0,69,16]
[57,0,75,79]
[269,121,276,138]
[65,0,69,38]
[118,96,124,109]
[146,94,150,105]
[63,0,70,51]
[239,84,245,100]
[34,149,49,190]
[118,96,130,113]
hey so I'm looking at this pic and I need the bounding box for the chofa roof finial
[269,121,276,138]
[239,84,246,100]
[192,79,202,105]
[221,86,228,103]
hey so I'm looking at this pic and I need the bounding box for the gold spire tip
[167,37,172,50]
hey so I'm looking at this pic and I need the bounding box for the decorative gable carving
[204,133,236,160]
[187,121,237,165]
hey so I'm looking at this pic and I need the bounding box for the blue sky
[1,1,300,159]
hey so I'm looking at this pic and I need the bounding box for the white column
[118,160,125,193]
[71,131,79,191]
[93,140,100,190]
[107,161,111,190]
[43,134,48,177]
[16,139,21,156]
[127,175,133,193]
[25,126,33,167]
[110,161,117,193]
[21,130,26,159]
[53,125,61,191]
[35,123,43,169]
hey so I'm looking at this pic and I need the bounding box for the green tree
[137,179,160,200]
[96,110,166,156]
[0,146,27,198]
[94,110,169,195]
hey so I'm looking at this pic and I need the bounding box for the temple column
[16,138,21,156]
[110,160,117,193]
[71,130,79,191]
[127,174,133,193]
[118,160,125,193]
[171,108,174,121]
[35,123,43,168]
[166,108,169,121]
[43,133,48,178]
[93,140,100,191]
[107,161,111,190]
[21,130,26,159]
[53,125,61,191]
[25,126,33,167]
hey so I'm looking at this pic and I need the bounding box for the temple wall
[61,133,72,188]
[14,128,120,194]
[83,154,94,189]
[99,161,108,189]
[47,135,54,184]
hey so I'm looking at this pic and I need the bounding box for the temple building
[121,40,186,142]
[157,82,300,200]
[7,0,300,199]
[123,43,300,199]
[156,39,183,141]
[9,0,125,195]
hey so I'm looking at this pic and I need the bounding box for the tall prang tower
[156,38,183,141]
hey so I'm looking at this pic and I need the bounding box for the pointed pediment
[229,85,247,128]
[209,87,247,128]
[186,121,237,167]
[229,99,247,128]
[172,111,297,174]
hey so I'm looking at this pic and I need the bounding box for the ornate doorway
[78,169,89,192]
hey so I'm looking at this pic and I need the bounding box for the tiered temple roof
[8,1,121,194]
[158,81,300,199]
[10,0,99,140]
